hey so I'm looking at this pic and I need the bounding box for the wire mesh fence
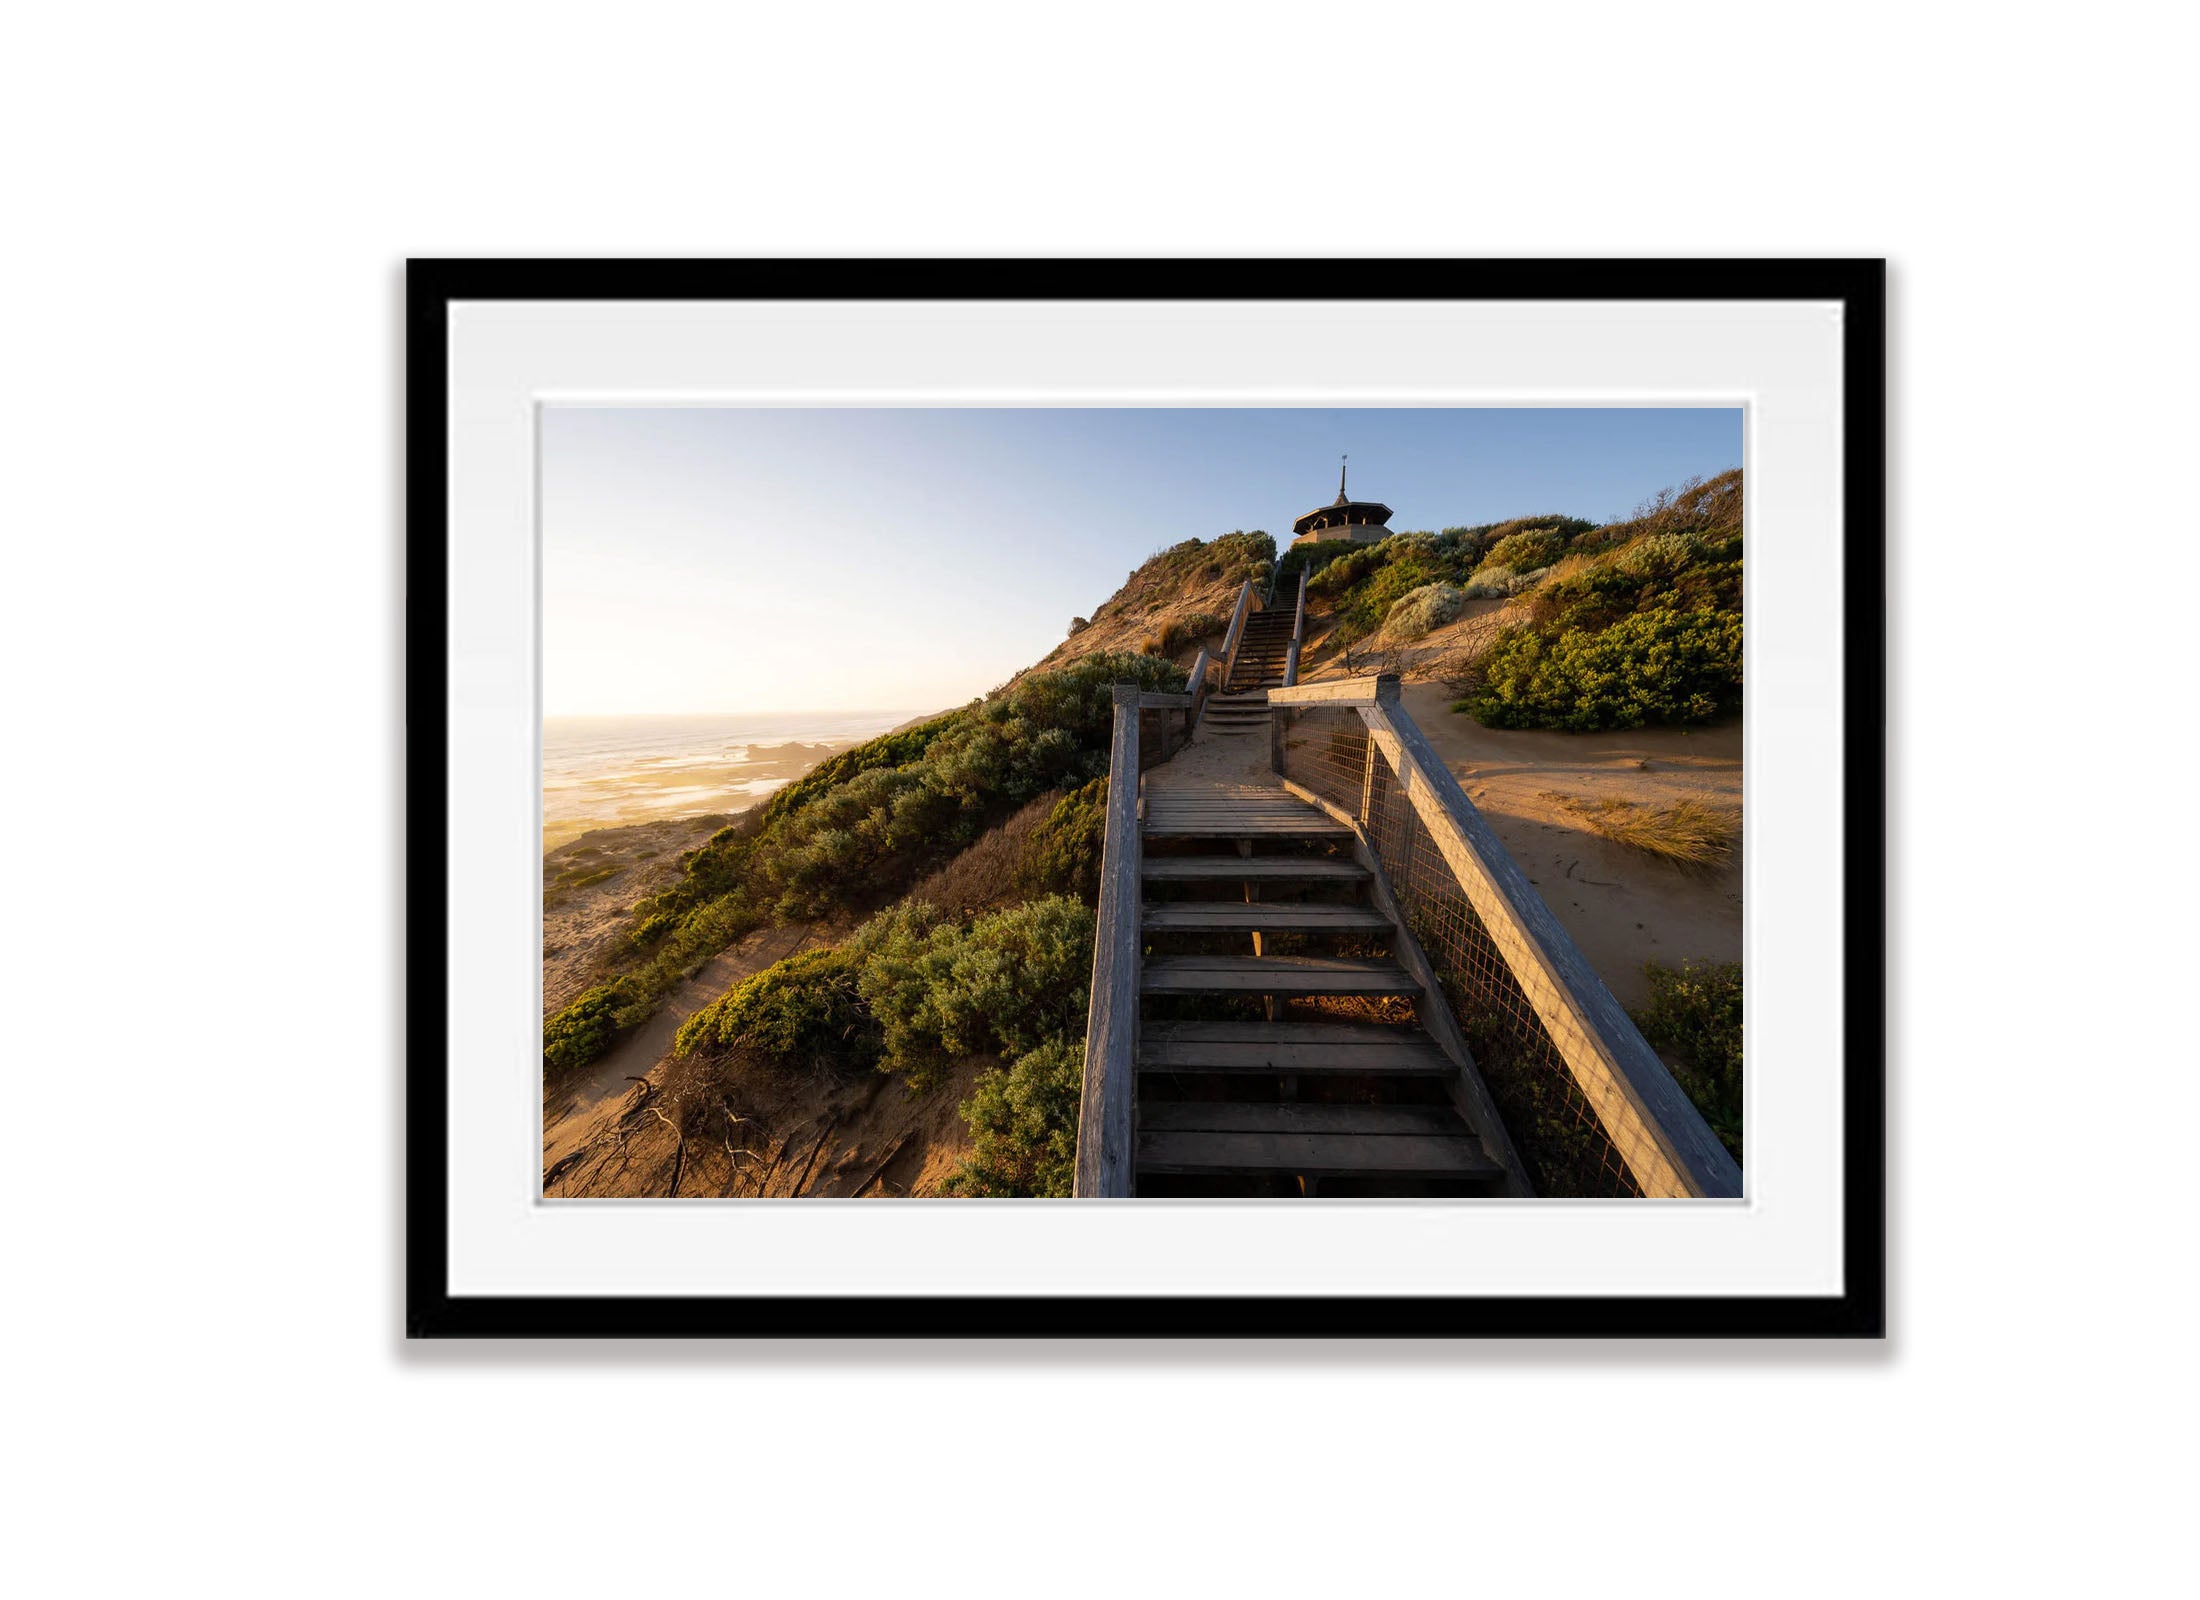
[1136,705,1181,771]
[1278,706,1643,1198]
[1276,707,1370,817]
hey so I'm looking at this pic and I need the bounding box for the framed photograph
[407,259,1883,1337]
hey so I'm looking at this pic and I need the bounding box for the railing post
[1185,645,1212,737]
[1072,685,1143,1198]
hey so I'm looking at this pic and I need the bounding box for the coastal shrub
[1299,515,1598,654]
[1120,530,1275,603]
[1020,776,1109,903]
[620,650,1180,1006]
[1616,531,1707,581]
[1444,473,1745,732]
[1460,565,1544,600]
[1523,535,1740,635]
[1481,527,1568,575]
[543,982,631,1076]
[1274,537,1360,594]
[1384,582,1466,640]
[1306,541,1390,598]
[848,895,1095,1085]
[942,1035,1083,1198]
[1328,545,1450,646]
[671,946,880,1071]
[754,713,966,830]
[1458,604,1743,730]
[1151,611,1227,657]
[1635,960,1743,1159]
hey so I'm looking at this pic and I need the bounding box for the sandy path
[1145,711,1281,790]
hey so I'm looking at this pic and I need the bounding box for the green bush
[1635,961,1742,1159]
[943,1035,1084,1197]
[1275,537,1360,594]
[1479,527,1566,575]
[1384,581,1466,640]
[1307,541,1388,597]
[1460,565,1539,600]
[671,946,880,1072]
[846,895,1095,1086]
[754,713,967,830]
[1458,603,1743,730]
[543,982,630,1076]
[1020,777,1109,903]
[1300,517,1598,654]
[600,651,1181,1036]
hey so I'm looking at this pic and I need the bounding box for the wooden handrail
[1072,685,1144,1198]
[1358,700,1743,1199]
[1184,645,1213,734]
[1281,567,1310,687]
[1268,672,1399,708]
[1217,579,1256,689]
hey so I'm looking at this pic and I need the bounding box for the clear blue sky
[542,406,1742,716]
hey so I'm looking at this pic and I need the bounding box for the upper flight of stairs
[1134,781,1505,1197]
[1224,604,1298,691]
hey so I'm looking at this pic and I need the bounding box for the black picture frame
[406,258,1885,1339]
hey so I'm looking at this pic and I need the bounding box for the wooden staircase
[1224,604,1299,690]
[1134,783,1506,1196]
[1200,689,1273,738]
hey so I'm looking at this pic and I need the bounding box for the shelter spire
[1335,454,1349,504]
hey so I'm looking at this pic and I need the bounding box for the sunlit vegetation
[1635,960,1743,1159]
[1452,471,1743,730]
[1017,776,1109,904]
[543,651,1181,1075]
[1541,791,1741,870]
[942,1036,1084,1197]
[1306,515,1596,651]
[846,895,1095,1089]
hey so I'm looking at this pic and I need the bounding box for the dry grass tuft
[902,791,1062,920]
[1541,791,1740,870]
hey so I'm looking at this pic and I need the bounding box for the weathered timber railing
[1281,567,1309,687]
[1267,674,1744,1199]
[1184,644,1213,735]
[1217,578,1257,690]
[1073,685,1145,1197]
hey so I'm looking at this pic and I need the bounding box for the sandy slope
[1394,681,1741,1009]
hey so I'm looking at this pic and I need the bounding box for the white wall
[6,4,2190,1596]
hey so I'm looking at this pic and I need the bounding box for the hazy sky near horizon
[541,406,1742,717]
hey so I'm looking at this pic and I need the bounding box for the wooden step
[1141,954,1419,996]
[1139,1020,1451,1075]
[1141,858,1368,883]
[1143,811,1349,837]
[1145,1020,1435,1044]
[1138,1126,1499,1180]
[1141,902,1389,933]
[1140,1103,1466,1136]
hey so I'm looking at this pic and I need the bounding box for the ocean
[542,710,933,850]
